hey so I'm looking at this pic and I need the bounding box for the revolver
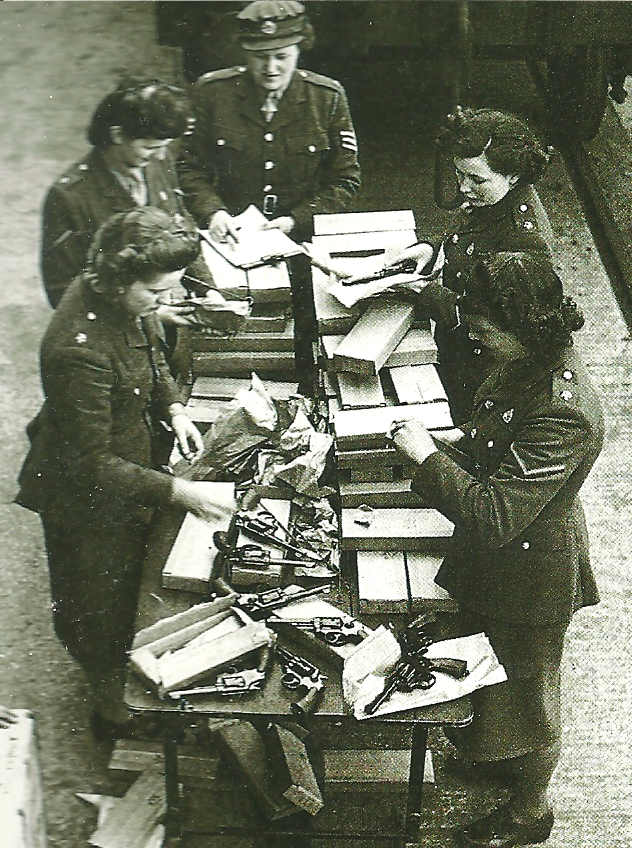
[270,616,365,647]
[167,668,266,702]
[276,646,327,714]
[235,585,325,620]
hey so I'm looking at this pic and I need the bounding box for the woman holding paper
[390,107,553,425]
[177,0,361,394]
[16,208,235,739]
[389,253,603,847]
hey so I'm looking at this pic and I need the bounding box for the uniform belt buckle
[263,194,278,217]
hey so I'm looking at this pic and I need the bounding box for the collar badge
[502,408,514,424]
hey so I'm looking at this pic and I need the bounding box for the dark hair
[86,207,200,292]
[437,107,550,185]
[464,252,584,357]
[87,78,191,148]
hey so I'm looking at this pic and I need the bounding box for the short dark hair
[437,107,550,185]
[464,252,584,357]
[86,207,200,292]
[87,78,191,148]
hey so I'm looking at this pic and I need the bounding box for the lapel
[89,149,138,211]
[238,72,306,130]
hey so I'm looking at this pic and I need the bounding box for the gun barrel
[363,662,409,716]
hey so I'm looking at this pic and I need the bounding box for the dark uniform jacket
[16,277,179,528]
[429,184,553,424]
[41,147,188,307]
[177,66,361,239]
[411,346,603,628]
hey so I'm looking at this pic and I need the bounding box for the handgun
[269,616,365,647]
[276,646,326,714]
[341,258,418,286]
[235,585,326,620]
[168,668,266,700]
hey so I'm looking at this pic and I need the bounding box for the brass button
[308,144,316,153]
[264,132,274,142]
[519,203,528,212]
[560,390,573,401]
[134,387,141,396]
[452,234,459,243]
[264,160,274,170]
[487,440,494,448]
[484,400,494,409]
[522,541,530,550]
[563,370,573,381]
[216,138,226,146]
[86,312,96,321]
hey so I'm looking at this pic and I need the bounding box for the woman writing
[392,107,553,424]
[390,253,603,847]
[17,208,234,738]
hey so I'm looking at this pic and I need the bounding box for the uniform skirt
[42,514,149,677]
[437,608,567,762]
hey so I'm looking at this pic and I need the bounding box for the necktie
[261,92,278,123]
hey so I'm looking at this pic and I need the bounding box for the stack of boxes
[312,211,456,615]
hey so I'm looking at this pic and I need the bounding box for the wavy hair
[437,107,551,185]
[86,207,200,293]
[464,252,584,358]
[87,78,191,148]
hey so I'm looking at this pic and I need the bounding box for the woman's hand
[171,478,237,523]
[261,216,295,235]
[169,406,204,462]
[389,418,438,466]
[388,242,434,274]
[208,210,241,245]
[156,303,198,326]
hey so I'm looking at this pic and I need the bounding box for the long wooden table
[125,507,472,846]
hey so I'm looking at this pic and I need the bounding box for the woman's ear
[109,125,124,145]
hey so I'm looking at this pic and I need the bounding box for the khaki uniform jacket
[411,347,603,628]
[16,277,178,527]
[177,66,361,238]
[432,184,553,424]
[41,148,187,307]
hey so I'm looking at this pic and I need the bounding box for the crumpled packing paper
[343,625,507,720]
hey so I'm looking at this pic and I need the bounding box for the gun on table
[363,613,469,716]
[235,585,326,620]
[168,668,266,701]
[276,646,327,714]
[340,258,418,286]
[269,616,365,647]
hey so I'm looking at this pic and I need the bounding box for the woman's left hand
[390,418,438,466]
[171,412,204,462]
[156,303,198,327]
[261,216,295,235]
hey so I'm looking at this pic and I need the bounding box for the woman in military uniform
[42,79,196,311]
[391,252,603,847]
[177,0,361,393]
[17,208,234,737]
[392,108,553,425]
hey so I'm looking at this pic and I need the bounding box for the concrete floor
[0,3,629,847]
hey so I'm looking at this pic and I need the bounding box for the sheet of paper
[344,631,507,720]
[203,205,301,269]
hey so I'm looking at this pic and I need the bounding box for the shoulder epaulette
[54,160,90,189]
[297,69,342,91]
[198,66,247,84]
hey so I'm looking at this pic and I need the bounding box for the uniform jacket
[431,184,554,424]
[16,277,179,527]
[411,346,603,628]
[177,66,361,238]
[41,147,187,307]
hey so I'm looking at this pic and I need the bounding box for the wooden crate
[0,710,47,848]
[341,508,453,552]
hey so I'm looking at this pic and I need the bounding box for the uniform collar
[79,276,165,348]
[464,181,532,225]
[85,148,140,206]
[239,70,305,128]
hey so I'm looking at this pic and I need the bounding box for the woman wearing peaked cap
[177,0,361,394]
[391,107,554,425]
[390,252,603,847]
[17,208,235,739]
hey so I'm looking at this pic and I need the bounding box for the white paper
[204,205,301,268]
[344,631,507,720]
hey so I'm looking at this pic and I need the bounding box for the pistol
[276,646,327,714]
[235,585,325,620]
[270,616,365,647]
[168,668,266,701]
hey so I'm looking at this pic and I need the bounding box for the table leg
[163,733,182,841]
[404,724,428,843]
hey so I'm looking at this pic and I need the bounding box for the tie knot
[261,92,278,122]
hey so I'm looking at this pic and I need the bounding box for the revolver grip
[431,657,469,679]
[291,682,325,715]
